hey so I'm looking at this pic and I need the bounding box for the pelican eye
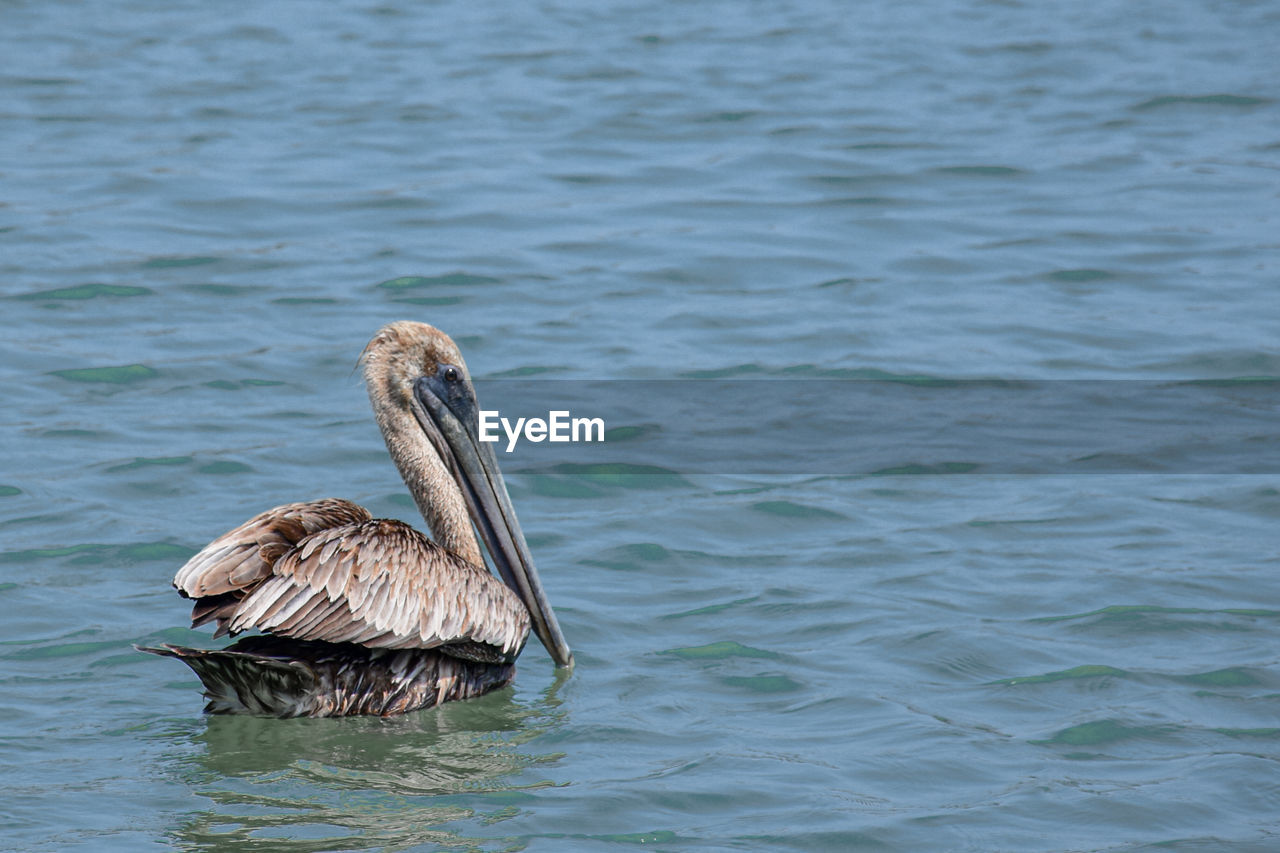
[441,364,461,383]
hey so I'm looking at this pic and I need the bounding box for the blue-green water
[3,1,1279,850]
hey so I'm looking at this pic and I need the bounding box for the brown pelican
[139,322,573,717]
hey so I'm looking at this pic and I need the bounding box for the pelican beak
[411,371,574,668]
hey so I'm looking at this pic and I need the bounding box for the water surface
[2,1,1279,850]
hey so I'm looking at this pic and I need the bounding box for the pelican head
[361,321,573,668]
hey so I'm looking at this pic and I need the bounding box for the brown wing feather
[226,520,530,660]
[174,498,372,598]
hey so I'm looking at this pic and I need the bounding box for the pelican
[139,322,573,717]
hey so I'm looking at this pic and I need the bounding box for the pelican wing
[174,498,372,598]
[226,519,531,659]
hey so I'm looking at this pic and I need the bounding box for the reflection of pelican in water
[167,667,573,851]
[140,322,573,717]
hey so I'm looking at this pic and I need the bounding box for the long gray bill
[412,370,574,668]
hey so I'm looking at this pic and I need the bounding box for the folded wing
[173,499,530,662]
[174,498,372,598]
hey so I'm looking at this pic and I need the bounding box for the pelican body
[140,322,572,717]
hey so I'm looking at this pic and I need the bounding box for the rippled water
[3,0,1279,850]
